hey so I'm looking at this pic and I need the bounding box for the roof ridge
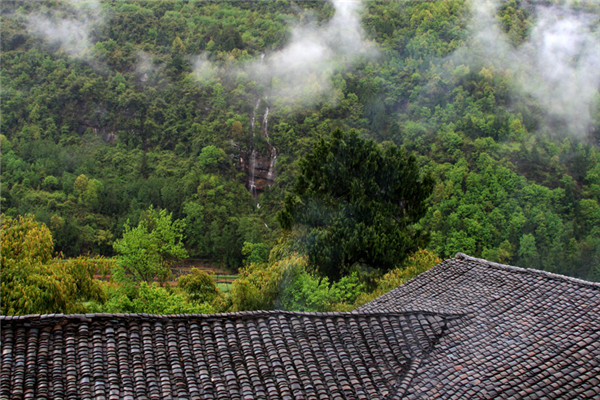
[0,309,463,321]
[455,252,600,289]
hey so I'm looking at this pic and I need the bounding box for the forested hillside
[2,0,599,283]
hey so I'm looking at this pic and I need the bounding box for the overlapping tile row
[0,311,449,399]
[359,253,600,399]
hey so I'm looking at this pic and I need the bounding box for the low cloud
[27,0,377,108]
[456,0,600,137]
[27,0,105,67]
[191,53,219,82]
[134,51,168,87]
[193,0,378,108]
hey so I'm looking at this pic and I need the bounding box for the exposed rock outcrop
[243,102,277,197]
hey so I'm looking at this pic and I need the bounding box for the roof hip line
[454,252,600,289]
[0,309,464,322]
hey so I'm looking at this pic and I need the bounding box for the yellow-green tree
[1,214,104,315]
[177,268,220,304]
[352,249,442,308]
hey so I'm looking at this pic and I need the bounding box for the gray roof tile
[1,311,449,399]
[2,253,599,398]
[358,253,600,398]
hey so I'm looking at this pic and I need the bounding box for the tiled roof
[1,311,452,399]
[1,253,599,399]
[358,253,600,398]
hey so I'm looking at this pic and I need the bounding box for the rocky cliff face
[242,103,277,198]
[242,150,276,196]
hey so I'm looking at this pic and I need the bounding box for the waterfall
[262,106,278,185]
[267,147,277,182]
[250,99,260,135]
[248,149,257,197]
[246,99,261,197]
[245,60,277,196]
[262,106,269,135]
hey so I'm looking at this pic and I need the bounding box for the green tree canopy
[278,129,433,280]
[177,268,220,304]
[112,206,188,284]
[1,214,104,315]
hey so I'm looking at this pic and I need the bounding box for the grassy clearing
[217,282,233,293]
[214,274,238,281]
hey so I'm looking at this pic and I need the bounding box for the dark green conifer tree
[279,129,433,280]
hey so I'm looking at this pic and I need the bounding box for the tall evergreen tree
[279,129,433,280]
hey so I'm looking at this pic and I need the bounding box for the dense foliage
[0,214,105,315]
[279,129,433,279]
[112,206,187,284]
[226,247,440,313]
[2,0,600,318]
[177,268,220,304]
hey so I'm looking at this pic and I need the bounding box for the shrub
[177,268,220,303]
